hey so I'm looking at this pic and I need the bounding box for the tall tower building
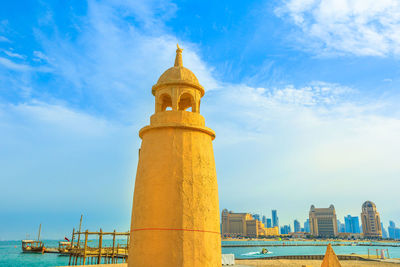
[304,219,310,233]
[361,201,382,238]
[309,205,338,237]
[294,219,301,233]
[272,210,279,228]
[128,45,221,267]
[344,215,360,234]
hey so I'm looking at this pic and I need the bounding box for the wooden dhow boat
[22,224,45,253]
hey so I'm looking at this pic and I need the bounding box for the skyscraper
[252,214,260,221]
[280,225,291,234]
[304,219,310,233]
[266,218,272,228]
[344,215,361,233]
[272,210,279,228]
[294,220,301,233]
[262,215,266,225]
[388,221,399,240]
[382,223,388,238]
[337,220,345,233]
[309,205,338,237]
[361,201,382,238]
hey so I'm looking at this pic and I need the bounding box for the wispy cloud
[276,0,400,57]
[0,36,10,43]
[31,0,218,120]
[0,57,32,71]
[3,50,25,59]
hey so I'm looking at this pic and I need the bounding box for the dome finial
[174,44,183,67]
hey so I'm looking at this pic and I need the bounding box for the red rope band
[132,227,220,235]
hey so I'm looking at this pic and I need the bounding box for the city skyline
[1,0,400,240]
[225,200,396,237]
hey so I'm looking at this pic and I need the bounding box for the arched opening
[178,92,195,112]
[159,93,172,111]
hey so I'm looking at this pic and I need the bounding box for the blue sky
[1,0,400,240]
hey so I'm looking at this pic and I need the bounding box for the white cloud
[0,36,10,42]
[32,0,218,120]
[3,50,25,59]
[276,0,400,56]
[0,57,32,71]
[33,51,49,62]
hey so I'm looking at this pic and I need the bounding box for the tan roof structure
[321,243,341,267]
[152,44,204,96]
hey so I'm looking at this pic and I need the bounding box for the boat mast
[77,214,83,248]
[38,224,41,241]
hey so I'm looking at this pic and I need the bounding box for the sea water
[1,240,400,266]
[222,240,400,259]
[0,240,128,267]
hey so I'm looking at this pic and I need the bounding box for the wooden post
[82,230,88,265]
[376,248,379,259]
[117,243,119,263]
[68,228,74,265]
[97,228,103,264]
[71,228,75,248]
[112,230,116,264]
[387,248,390,259]
[368,248,370,259]
[76,215,83,248]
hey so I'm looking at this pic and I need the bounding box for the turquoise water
[0,240,128,267]
[1,240,400,266]
[222,240,400,259]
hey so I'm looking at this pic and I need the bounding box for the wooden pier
[67,229,130,266]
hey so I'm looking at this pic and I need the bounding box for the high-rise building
[309,205,338,237]
[388,221,400,240]
[266,218,272,228]
[294,220,301,233]
[344,215,361,233]
[252,214,260,221]
[272,210,279,228]
[382,223,388,238]
[361,201,382,238]
[280,225,291,235]
[304,219,310,233]
[262,215,266,225]
[337,220,345,233]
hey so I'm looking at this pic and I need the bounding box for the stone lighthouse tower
[128,45,221,267]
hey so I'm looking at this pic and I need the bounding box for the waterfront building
[388,221,400,240]
[337,220,345,233]
[128,45,220,266]
[309,205,338,237]
[253,214,260,221]
[382,223,388,238]
[221,209,279,237]
[266,218,272,228]
[294,219,301,233]
[304,219,310,233]
[272,210,279,228]
[344,215,361,234]
[280,225,291,235]
[361,201,382,238]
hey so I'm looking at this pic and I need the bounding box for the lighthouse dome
[156,66,199,86]
[152,44,204,96]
